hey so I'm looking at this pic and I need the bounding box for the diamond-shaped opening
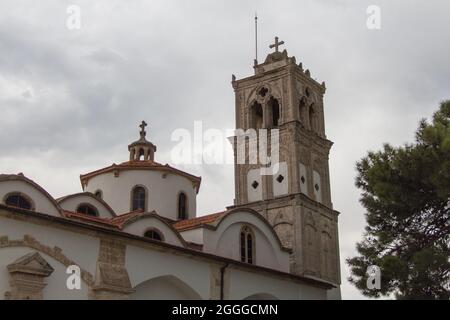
[251,181,259,189]
[301,176,306,184]
[276,175,284,183]
[314,183,320,191]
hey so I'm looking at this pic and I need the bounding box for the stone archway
[130,275,202,300]
[243,293,279,300]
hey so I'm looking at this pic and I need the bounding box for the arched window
[250,101,263,129]
[76,203,98,216]
[240,226,255,264]
[309,104,317,132]
[299,97,307,124]
[4,193,33,210]
[144,229,163,241]
[131,186,146,211]
[178,192,188,220]
[137,148,145,160]
[94,190,103,199]
[268,97,280,127]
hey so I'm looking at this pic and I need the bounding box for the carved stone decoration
[0,235,94,286]
[271,211,294,248]
[5,252,54,300]
[91,238,134,299]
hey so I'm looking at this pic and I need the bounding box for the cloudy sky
[1,0,449,299]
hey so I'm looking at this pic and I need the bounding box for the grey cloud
[0,0,449,299]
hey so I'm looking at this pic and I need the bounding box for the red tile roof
[64,210,147,229]
[110,210,146,228]
[64,208,178,229]
[63,211,118,229]
[64,209,227,234]
[172,211,226,231]
[79,160,201,191]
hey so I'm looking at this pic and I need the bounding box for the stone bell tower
[230,37,341,288]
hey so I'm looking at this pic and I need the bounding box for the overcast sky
[1,0,449,299]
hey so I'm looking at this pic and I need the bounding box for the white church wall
[179,228,204,245]
[227,268,326,300]
[84,170,196,219]
[0,247,90,300]
[202,211,290,272]
[0,180,60,217]
[0,216,100,297]
[121,217,184,247]
[272,162,289,197]
[126,244,209,300]
[131,275,202,300]
[58,194,115,218]
[0,211,330,300]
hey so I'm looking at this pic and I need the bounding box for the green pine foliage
[347,100,450,299]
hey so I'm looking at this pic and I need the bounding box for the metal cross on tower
[269,36,285,53]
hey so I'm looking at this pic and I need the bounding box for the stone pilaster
[91,238,134,300]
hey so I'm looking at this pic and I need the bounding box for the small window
[144,229,163,241]
[4,193,33,210]
[240,226,254,264]
[299,97,307,123]
[94,190,103,199]
[132,186,146,211]
[309,104,317,132]
[276,175,284,183]
[178,192,187,220]
[251,181,259,189]
[76,204,98,216]
[250,101,263,129]
[269,97,280,127]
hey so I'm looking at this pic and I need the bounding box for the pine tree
[347,100,450,299]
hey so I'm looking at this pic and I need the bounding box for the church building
[0,38,341,300]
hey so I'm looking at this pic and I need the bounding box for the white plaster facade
[83,169,197,219]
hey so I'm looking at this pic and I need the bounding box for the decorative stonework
[232,42,341,285]
[91,238,134,299]
[0,235,94,286]
[5,252,54,300]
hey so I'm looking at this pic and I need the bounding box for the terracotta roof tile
[64,209,226,233]
[63,211,118,228]
[110,210,146,228]
[79,160,201,191]
[172,211,226,231]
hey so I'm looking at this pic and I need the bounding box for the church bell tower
[230,37,341,287]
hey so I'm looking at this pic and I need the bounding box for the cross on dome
[128,120,157,161]
[139,120,147,138]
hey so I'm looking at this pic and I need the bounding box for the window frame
[177,191,188,220]
[3,192,35,211]
[76,203,99,217]
[94,189,103,199]
[240,225,255,264]
[143,228,164,242]
[130,185,148,212]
